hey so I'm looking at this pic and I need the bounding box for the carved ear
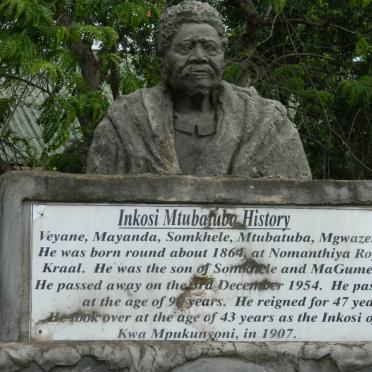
[159,57,168,80]
[221,58,226,76]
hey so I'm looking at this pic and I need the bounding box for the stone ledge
[1,342,372,372]
[1,170,372,205]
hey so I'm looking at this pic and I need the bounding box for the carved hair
[156,1,227,64]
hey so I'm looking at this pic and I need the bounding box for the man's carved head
[156,1,227,94]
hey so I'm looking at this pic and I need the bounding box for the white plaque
[30,204,372,341]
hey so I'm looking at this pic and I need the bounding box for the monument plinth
[1,171,372,371]
[0,2,369,370]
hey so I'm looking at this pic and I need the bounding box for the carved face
[164,22,224,95]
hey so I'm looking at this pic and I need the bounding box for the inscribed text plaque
[30,204,372,341]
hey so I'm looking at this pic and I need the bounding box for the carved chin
[169,77,220,95]
[185,82,217,96]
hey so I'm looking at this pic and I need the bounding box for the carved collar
[173,113,216,136]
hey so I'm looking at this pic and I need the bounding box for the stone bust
[86,1,311,179]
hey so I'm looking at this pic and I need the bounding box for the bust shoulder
[106,84,168,118]
[224,81,288,114]
[220,81,290,131]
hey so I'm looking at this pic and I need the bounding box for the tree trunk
[0,157,13,174]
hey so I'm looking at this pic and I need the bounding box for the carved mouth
[185,69,213,77]
[182,66,214,77]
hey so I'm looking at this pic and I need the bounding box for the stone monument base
[1,341,372,371]
[1,171,372,371]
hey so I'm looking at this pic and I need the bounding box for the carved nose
[190,45,208,62]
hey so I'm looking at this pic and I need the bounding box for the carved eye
[203,42,219,54]
[178,43,193,54]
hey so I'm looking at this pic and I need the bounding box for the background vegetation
[0,0,371,178]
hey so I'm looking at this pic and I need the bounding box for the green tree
[0,0,164,172]
[214,0,372,178]
[0,0,371,178]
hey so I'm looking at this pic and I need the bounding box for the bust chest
[173,111,217,174]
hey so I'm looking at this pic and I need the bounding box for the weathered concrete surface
[2,171,372,372]
[2,170,372,342]
[1,342,372,372]
[87,1,311,178]
[86,82,312,179]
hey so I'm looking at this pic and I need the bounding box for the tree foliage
[214,0,372,179]
[0,0,371,178]
[0,0,164,171]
